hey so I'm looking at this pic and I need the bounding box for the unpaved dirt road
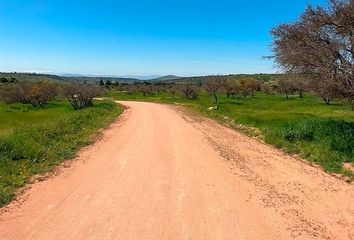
[0,101,353,240]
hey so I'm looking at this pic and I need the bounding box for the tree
[0,82,31,104]
[9,78,18,83]
[246,79,261,98]
[0,77,8,84]
[26,82,57,107]
[261,82,277,95]
[0,82,57,107]
[105,80,112,87]
[113,81,120,88]
[124,84,138,95]
[276,75,296,99]
[139,85,152,96]
[291,74,310,98]
[168,86,177,96]
[203,76,225,109]
[271,0,354,108]
[312,76,342,104]
[225,79,238,99]
[238,79,260,98]
[153,83,167,94]
[180,84,198,100]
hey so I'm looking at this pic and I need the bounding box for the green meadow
[108,90,354,178]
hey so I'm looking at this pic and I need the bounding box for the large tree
[271,0,354,108]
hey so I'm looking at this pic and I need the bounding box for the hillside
[173,74,277,84]
[0,72,278,84]
[0,72,65,83]
[0,72,143,83]
[151,75,181,81]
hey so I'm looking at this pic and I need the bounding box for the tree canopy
[271,0,354,107]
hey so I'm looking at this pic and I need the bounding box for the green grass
[107,90,354,177]
[0,100,123,206]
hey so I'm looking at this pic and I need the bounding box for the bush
[0,82,57,107]
[26,82,57,107]
[62,83,102,110]
[0,77,8,84]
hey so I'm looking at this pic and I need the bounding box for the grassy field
[108,90,354,178]
[0,100,124,206]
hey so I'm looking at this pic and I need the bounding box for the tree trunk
[299,90,304,98]
[213,92,218,109]
[323,98,331,105]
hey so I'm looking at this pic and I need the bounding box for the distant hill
[0,72,143,83]
[0,72,278,84]
[0,72,66,83]
[173,74,277,84]
[66,76,142,83]
[151,75,181,81]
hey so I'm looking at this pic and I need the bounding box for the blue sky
[0,0,327,77]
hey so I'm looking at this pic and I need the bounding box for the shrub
[26,82,57,107]
[62,83,102,110]
[0,82,57,107]
[0,77,8,84]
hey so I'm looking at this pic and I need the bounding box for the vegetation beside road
[0,100,123,206]
[108,90,354,178]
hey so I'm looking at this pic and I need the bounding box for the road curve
[0,101,353,240]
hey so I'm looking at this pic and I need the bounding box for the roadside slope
[0,101,353,240]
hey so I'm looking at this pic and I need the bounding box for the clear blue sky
[0,0,327,77]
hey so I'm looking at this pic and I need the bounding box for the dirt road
[0,101,353,240]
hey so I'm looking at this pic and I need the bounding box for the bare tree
[237,79,260,98]
[124,84,138,95]
[0,82,31,104]
[312,75,342,104]
[180,84,198,100]
[276,75,296,99]
[203,77,226,109]
[62,83,102,110]
[247,79,261,98]
[0,82,57,107]
[27,82,57,107]
[153,83,165,94]
[139,85,152,96]
[291,74,310,98]
[225,79,238,99]
[261,82,277,95]
[271,0,354,108]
